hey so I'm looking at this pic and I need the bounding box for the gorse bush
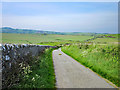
[62,44,119,86]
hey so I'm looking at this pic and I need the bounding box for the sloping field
[90,34,120,44]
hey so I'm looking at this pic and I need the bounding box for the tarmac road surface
[52,48,116,88]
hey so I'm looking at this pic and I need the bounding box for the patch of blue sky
[2,2,117,16]
[2,2,118,33]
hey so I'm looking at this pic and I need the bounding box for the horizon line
[1,26,118,34]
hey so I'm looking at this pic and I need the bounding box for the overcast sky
[2,2,118,33]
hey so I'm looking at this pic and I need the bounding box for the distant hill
[0,27,59,34]
[0,27,108,36]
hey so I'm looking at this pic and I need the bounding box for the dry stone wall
[0,44,56,89]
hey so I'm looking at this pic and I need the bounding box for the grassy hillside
[1,27,107,35]
[91,38,118,44]
[85,34,119,44]
[62,43,119,86]
[1,27,60,34]
[61,34,119,86]
[2,33,93,46]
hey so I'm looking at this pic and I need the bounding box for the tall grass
[62,44,119,86]
[13,48,56,88]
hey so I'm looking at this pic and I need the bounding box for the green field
[2,33,119,45]
[89,34,119,44]
[92,38,118,43]
[2,33,93,46]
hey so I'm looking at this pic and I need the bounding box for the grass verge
[62,44,119,87]
[13,48,56,88]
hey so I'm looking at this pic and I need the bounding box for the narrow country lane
[52,48,116,88]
